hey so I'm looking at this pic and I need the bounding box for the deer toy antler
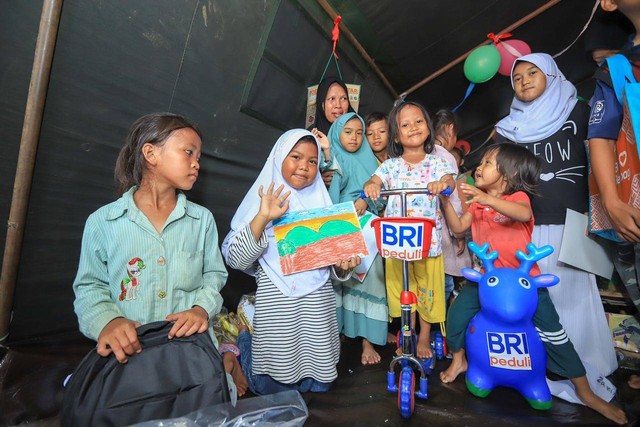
[468,242,498,272]
[515,243,554,274]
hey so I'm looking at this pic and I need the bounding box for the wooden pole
[399,0,562,98]
[316,0,398,98]
[0,0,64,341]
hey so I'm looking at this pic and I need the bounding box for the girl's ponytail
[114,129,134,196]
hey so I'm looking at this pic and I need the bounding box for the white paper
[558,209,614,278]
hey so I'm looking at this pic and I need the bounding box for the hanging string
[319,16,344,83]
[319,52,343,82]
[452,82,476,112]
[552,0,600,58]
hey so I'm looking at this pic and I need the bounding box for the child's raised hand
[258,182,291,222]
[460,183,491,205]
[311,128,330,151]
[363,181,382,200]
[97,317,142,363]
[166,305,209,339]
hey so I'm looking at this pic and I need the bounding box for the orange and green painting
[272,202,369,275]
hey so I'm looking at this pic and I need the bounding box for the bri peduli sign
[487,332,532,370]
[371,217,435,261]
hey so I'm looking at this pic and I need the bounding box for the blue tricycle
[368,187,449,418]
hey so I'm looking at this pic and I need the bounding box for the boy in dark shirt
[588,0,640,393]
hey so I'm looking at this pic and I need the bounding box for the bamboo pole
[0,0,64,341]
[316,0,398,98]
[399,0,562,98]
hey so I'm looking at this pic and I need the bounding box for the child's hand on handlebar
[363,181,382,200]
[427,180,449,195]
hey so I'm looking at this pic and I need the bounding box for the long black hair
[387,101,436,158]
[483,142,540,196]
[433,109,458,140]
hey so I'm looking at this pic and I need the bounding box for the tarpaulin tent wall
[0,0,612,344]
[0,0,394,344]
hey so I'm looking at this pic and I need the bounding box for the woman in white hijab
[495,53,618,394]
[222,129,359,395]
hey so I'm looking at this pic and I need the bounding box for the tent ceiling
[328,0,602,142]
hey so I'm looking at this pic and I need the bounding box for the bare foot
[629,374,640,389]
[223,351,248,397]
[440,350,467,383]
[416,333,432,359]
[578,391,627,425]
[573,376,627,425]
[387,332,397,345]
[416,317,433,359]
[361,339,381,365]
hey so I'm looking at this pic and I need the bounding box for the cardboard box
[607,312,640,353]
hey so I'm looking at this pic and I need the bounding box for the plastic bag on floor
[237,293,256,333]
[130,390,308,427]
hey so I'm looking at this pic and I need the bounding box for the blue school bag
[60,321,229,427]
[587,54,640,241]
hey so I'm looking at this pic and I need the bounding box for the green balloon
[464,45,501,83]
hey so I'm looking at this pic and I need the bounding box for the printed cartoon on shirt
[531,120,585,183]
[119,257,146,301]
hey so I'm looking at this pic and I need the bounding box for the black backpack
[61,321,229,427]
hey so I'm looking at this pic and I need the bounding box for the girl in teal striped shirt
[72,113,240,389]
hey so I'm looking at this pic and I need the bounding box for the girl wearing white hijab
[495,53,618,394]
[222,129,359,395]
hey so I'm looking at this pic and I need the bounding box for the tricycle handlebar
[360,186,451,199]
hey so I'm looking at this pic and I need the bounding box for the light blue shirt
[73,187,228,341]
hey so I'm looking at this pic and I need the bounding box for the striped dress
[225,225,340,384]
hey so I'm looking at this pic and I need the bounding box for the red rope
[486,32,512,44]
[332,16,342,59]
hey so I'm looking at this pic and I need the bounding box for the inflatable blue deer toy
[462,242,559,410]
